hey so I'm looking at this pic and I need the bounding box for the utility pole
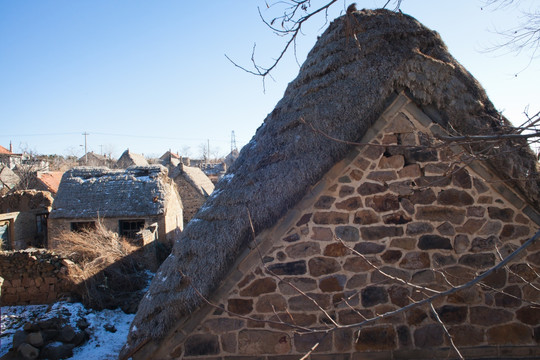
[100,144,103,156]
[82,132,89,164]
[207,139,210,165]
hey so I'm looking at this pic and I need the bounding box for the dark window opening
[70,221,96,232]
[0,220,12,250]
[119,220,145,239]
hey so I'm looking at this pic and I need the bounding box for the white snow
[1,301,134,359]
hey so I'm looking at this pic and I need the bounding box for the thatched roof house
[116,149,149,169]
[122,9,540,360]
[49,166,183,247]
[169,163,214,224]
[77,151,111,167]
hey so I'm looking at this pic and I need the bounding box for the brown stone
[447,287,483,306]
[516,305,540,325]
[314,196,336,209]
[339,175,352,183]
[407,308,428,326]
[405,148,438,163]
[366,194,400,212]
[398,164,421,178]
[285,242,321,258]
[467,206,486,218]
[278,277,317,295]
[390,237,416,250]
[415,175,451,187]
[346,274,368,289]
[363,145,385,160]
[456,218,487,234]
[335,226,360,242]
[343,257,372,272]
[470,235,497,253]
[203,318,244,333]
[411,269,435,284]
[289,293,330,311]
[406,222,434,236]
[379,155,405,169]
[366,170,398,183]
[527,251,540,266]
[388,285,410,307]
[418,235,452,250]
[500,224,530,241]
[324,243,349,257]
[388,180,414,196]
[354,326,396,351]
[339,185,355,198]
[255,294,287,313]
[454,235,470,254]
[334,328,353,352]
[383,212,412,224]
[355,157,371,170]
[437,189,474,206]
[433,305,467,324]
[381,250,402,263]
[296,213,312,227]
[478,220,502,236]
[478,195,493,204]
[267,261,307,276]
[408,188,436,205]
[313,212,349,225]
[416,206,465,224]
[452,168,472,188]
[184,334,220,356]
[283,233,300,242]
[353,209,380,225]
[319,275,346,292]
[350,170,363,181]
[448,325,484,347]
[308,257,341,277]
[311,227,333,241]
[424,163,448,175]
[515,213,530,224]
[228,299,253,315]
[358,182,388,196]
[361,286,389,307]
[221,332,237,353]
[268,312,317,330]
[470,306,513,326]
[360,226,403,240]
[238,330,291,354]
[487,323,533,345]
[397,325,412,348]
[400,197,415,215]
[494,285,522,308]
[370,266,410,283]
[482,267,507,289]
[488,207,515,222]
[437,222,455,236]
[335,197,363,211]
[294,332,333,353]
[473,177,489,193]
[413,324,444,348]
[432,253,456,266]
[399,252,430,269]
[354,242,386,254]
[459,253,495,269]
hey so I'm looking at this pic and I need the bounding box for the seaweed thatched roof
[116,150,149,169]
[169,164,214,197]
[50,165,176,219]
[122,8,540,354]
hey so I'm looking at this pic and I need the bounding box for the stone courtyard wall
[155,101,540,359]
[0,249,74,305]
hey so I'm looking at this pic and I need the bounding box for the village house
[0,190,53,250]
[159,150,181,172]
[77,151,112,167]
[116,149,149,169]
[0,165,21,195]
[122,10,540,360]
[33,171,64,196]
[169,163,214,224]
[48,165,183,249]
[0,144,23,170]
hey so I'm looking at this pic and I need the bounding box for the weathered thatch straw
[122,8,540,354]
[50,165,172,219]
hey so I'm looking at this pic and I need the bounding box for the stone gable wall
[0,249,74,305]
[157,104,540,359]
[174,176,205,225]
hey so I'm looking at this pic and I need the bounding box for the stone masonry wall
[174,176,205,225]
[164,103,540,359]
[0,249,74,305]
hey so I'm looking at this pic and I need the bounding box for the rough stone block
[487,323,533,345]
[447,325,484,346]
[413,324,444,348]
[353,210,380,225]
[335,197,363,211]
[366,194,400,212]
[285,242,321,259]
[416,206,465,224]
[308,257,340,277]
[313,212,349,225]
[437,189,474,206]
[406,222,434,236]
[240,278,277,297]
[228,299,253,315]
[418,235,452,250]
[399,252,430,269]
[354,242,386,254]
[361,286,389,307]
[288,293,330,311]
[311,227,333,241]
[354,325,396,350]
[360,226,403,240]
[470,306,513,326]
[459,253,495,269]
[314,196,336,209]
[255,294,287,313]
[238,330,291,355]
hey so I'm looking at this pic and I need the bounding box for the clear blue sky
[1,1,538,159]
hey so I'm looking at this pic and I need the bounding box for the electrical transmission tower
[231,131,238,153]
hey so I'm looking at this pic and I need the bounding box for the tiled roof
[0,145,12,155]
[36,171,64,195]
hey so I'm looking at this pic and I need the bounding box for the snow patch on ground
[1,301,134,359]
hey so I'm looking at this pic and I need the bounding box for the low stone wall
[0,249,74,306]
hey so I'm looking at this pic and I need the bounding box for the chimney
[9,141,12,153]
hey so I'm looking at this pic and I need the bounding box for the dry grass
[52,221,151,311]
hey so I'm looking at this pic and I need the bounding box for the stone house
[78,151,112,167]
[0,165,21,195]
[121,10,540,360]
[160,150,181,171]
[48,166,183,248]
[169,163,214,224]
[0,144,22,170]
[116,149,149,169]
[0,190,53,250]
